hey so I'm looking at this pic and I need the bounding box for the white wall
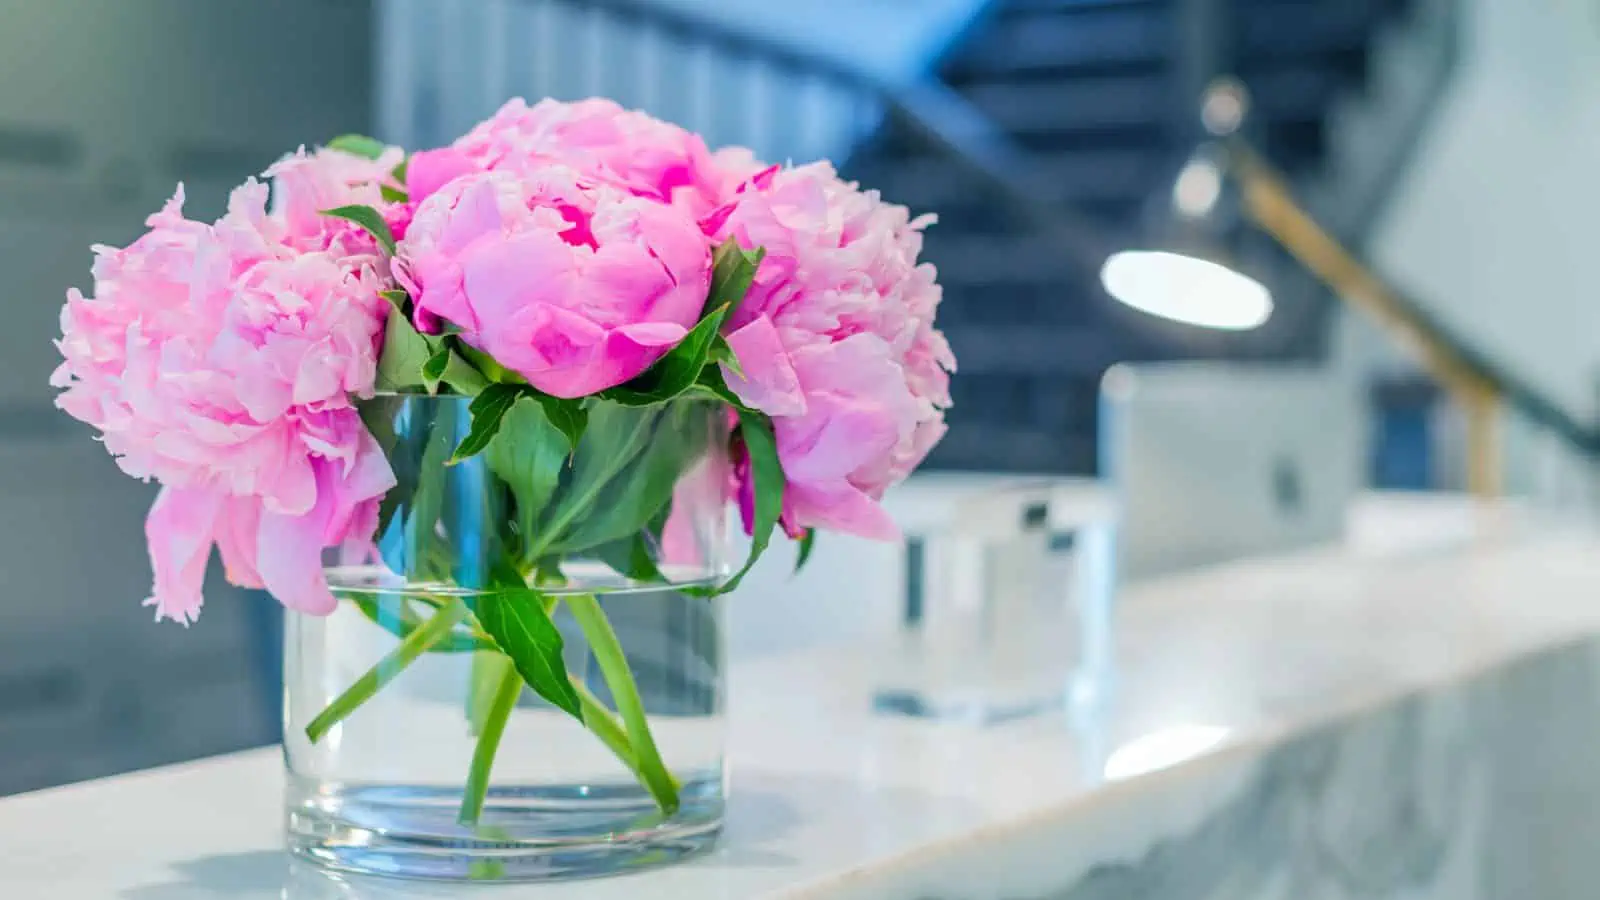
[1372,0,1600,425]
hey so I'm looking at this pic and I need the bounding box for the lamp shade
[1102,80,1274,332]
[1100,249,1273,331]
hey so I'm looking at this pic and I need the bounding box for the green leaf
[379,289,409,313]
[326,133,387,160]
[534,401,657,554]
[380,184,409,204]
[474,572,583,720]
[602,305,729,407]
[592,529,667,584]
[321,204,396,255]
[530,394,587,449]
[392,157,409,185]
[394,405,459,582]
[795,528,816,574]
[707,239,765,319]
[421,346,450,395]
[483,397,572,562]
[440,350,490,395]
[448,383,522,464]
[710,334,744,379]
[358,399,405,538]
[688,365,741,406]
[375,307,436,392]
[717,409,784,595]
[458,343,526,385]
[417,342,488,396]
[542,402,708,556]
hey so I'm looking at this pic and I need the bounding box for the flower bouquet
[52,97,952,881]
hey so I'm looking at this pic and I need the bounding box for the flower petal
[144,486,226,624]
[723,316,806,417]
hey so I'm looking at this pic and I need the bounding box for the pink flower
[52,180,394,623]
[407,97,760,218]
[394,168,712,398]
[266,144,406,250]
[712,163,954,541]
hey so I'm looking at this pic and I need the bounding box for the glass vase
[283,394,730,882]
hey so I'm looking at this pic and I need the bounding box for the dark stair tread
[955,66,1346,137]
[949,8,1175,79]
[876,147,1162,209]
[946,324,1144,375]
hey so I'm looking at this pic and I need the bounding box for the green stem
[468,652,514,736]
[571,676,642,777]
[305,598,470,743]
[347,593,493,653]
[567,593,680,814]
[458,661,524,826]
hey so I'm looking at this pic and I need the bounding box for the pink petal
[405,148,478,204]
[458,231,576,339]
[325,429,398,542]
[612,321,688,347]
[144,486,226,624]
[215,496,264,589]
[788,481,901,542]
[723,316,806,416]
[661,451,732,566]
[778,396,901,484]
[257,464,338,616]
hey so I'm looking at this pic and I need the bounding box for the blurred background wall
[1373,0,1600,427]
[0,0,373,793]
[0,0,1593,791]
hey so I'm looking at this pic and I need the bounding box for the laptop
[1098,362,1363,580]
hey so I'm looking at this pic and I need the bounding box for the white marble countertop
[7,498,1600,898]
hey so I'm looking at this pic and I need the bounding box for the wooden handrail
[1229,139,1600,494]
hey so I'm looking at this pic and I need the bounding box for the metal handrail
[1230,141,1600,493]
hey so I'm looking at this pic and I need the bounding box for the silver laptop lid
[1099,362,1363,580]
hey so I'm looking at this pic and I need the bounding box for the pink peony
[406,97,760,218]
[266,144,407,249]
[51,180,394,623]
[394,168,712,398]
[711,162,954,541]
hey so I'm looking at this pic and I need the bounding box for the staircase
[846,0,1447,473]
[380,0,1463,475]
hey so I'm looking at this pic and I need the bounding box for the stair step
[949,7,1174,79]
[945,324,1137,375]
[957,66,1344,137]
[922,232,1089,285]
[961,75,1168,134]
[877,148,1161,210]
[997,0,1159,13]
[953,1,1386,80]
[1238,5,1383,59]
[935,282,1101,329]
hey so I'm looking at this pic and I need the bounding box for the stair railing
[513,0,1600,488]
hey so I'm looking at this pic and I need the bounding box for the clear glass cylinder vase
[283,394,730,882]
